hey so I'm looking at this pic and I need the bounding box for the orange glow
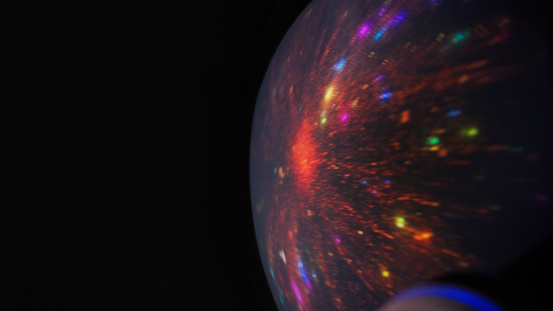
[414,231,433,240]
[278,167,285,178]
[291,120,322,193]
[400,109,410,123]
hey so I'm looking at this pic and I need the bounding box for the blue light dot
[334,58,346,71]
[380,91,392,100]
[447,109,462,117]
[374,28,386,40]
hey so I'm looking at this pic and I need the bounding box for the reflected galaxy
[250,0,552,310]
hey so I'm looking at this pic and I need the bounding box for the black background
[9,1,310,309]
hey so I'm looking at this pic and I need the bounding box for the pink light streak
[291,280,304,305]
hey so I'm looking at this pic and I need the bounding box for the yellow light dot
[324,86,334,101]
[357,230,364,235]
[396,217,405,228]
[382,270,390,277]
[321,117,327,125]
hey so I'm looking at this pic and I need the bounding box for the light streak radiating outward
[334,58,346,71]
[291,280,304,306]
[297,259,312,290]
[250,0,552,310]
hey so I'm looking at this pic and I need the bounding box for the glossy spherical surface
[250,0,552,310]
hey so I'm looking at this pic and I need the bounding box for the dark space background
[7,0,552,310]
[8,0,310,309]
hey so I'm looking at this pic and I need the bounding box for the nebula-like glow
[250,0,552,310]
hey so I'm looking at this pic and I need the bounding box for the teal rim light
[386,284,505,311]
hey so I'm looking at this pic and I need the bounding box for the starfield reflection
[250,0,552,310]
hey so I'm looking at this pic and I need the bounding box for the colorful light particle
[382,270,390,278]
[458,74,470,84]
[421,231,433,239]
[340,114,348,122]
[391,11,407,25]
[335,237,341,243]
[270,266,275,280]
[396,217,405,228]
[298,259,313,290]
[427,136,440,145]
[324,86,334,101]
[415,231,434,240]
[358,23,370,37]
[291,280,304,305]
[279,249,287,264]
[321,117,327,125]
[447,109,462,117]
[334,58,346,71]
[374,28,387,40]
[380,91,392,100]
[279,292,285,305]
[400,109,411,123]
[452,31,470,44]
[465,127,479,137]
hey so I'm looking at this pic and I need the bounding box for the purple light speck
[341,114,348,122]
[358,23,370,37]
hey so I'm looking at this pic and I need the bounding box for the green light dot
[461,127,479,137]
[274,167,278,174]
[467,127,478,137]
[321,117,327,125]
[427,137,440,145]
[396,217,405,228]
[452,31,470,44]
